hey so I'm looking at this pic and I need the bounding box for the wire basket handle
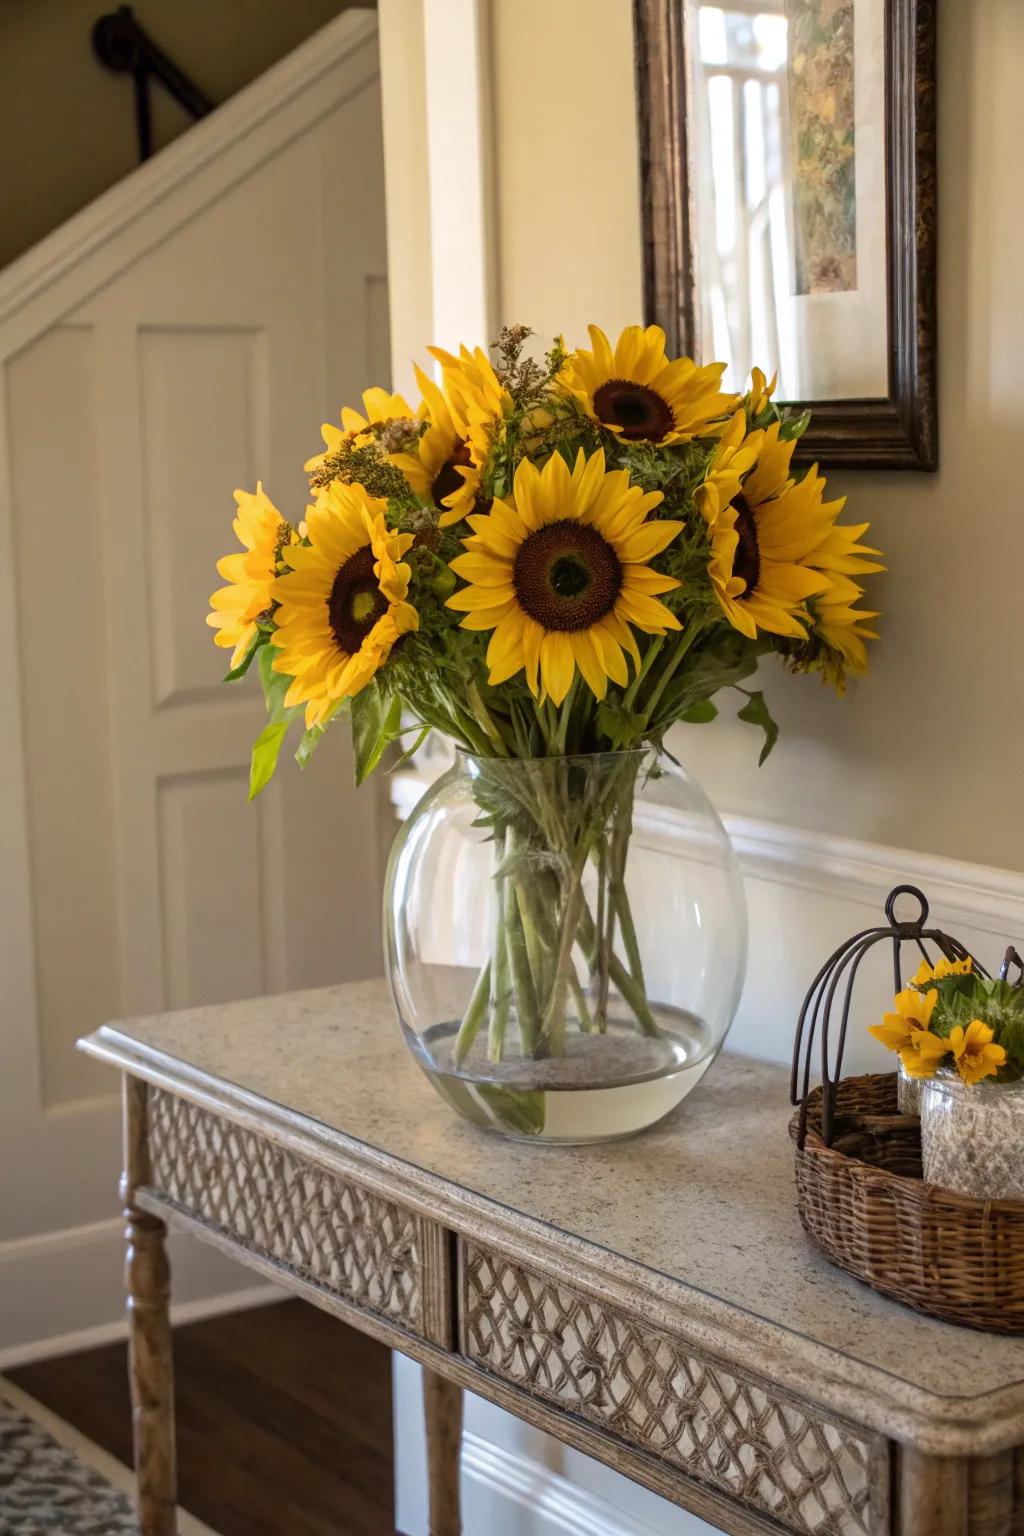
[791,884,982,1149]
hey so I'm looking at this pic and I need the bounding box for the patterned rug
[0,1379,214,1536]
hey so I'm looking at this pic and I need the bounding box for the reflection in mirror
[686,0,888,400]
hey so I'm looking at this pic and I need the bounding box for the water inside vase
[402,1008,715,1143]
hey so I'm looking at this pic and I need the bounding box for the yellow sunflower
[271,482,417,728]
[429,343,507,467]
[811,575,880,682]
[387,366,480,527]
[304,386,418,475]
[388,350,507,527]
[700,421,842,639]
[559,324,739,445]
[446,448,682,705]
[207,483,294,669]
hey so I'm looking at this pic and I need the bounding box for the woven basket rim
[790,1073,1024,1216]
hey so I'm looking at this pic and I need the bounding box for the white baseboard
[461,1431,669,1536]
[394,1356,716,1536]
[0,1214,282,1367]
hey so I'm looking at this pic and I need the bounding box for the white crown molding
[0,8,378,345]
[389,767,1024,940]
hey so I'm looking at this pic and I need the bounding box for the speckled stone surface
[82,977,1024,1413]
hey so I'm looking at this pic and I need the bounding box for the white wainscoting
[0,1218,280,1372]
[389,765,1024,1536]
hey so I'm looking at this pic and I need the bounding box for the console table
[80,978,1024,1536]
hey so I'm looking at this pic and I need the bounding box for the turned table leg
[122,1076,177,1536]
[423,1366,463,1536]
[898,1447,968,1534]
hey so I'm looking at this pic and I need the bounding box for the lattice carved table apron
[80,979,1024,1536]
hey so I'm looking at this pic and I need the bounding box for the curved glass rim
[454,745,655,769]
[923,1068,1024,1096]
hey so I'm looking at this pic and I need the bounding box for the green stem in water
[538,847,589,1053]
[506,885,541,1055]
[593,842,610,1032]
[452,959,491,1066]
[488,868,511,1063]
[577,899,661,1038]
[568,969,596,1033]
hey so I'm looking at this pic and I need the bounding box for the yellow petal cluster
[384,348,507,526]
[304,386,419,475]
[207,484,294,669]
[697,412,884,665]
[950,1020,1006,1084]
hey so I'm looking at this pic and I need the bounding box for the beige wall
[486,0,1022,873]
[0,0,371,269]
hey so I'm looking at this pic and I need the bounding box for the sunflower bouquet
[869,956,1024,1085]
[208,323,883,1084]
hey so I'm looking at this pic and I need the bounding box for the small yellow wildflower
[950,1020,1006,1085]
[911,955,973,987]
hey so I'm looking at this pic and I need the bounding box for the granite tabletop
[81,976,1024,1444]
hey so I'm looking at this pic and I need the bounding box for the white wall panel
[139,325,267,709]
[6,325,121,1106]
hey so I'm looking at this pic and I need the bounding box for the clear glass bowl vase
[384,749,747,1143]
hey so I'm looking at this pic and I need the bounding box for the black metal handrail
[92,6,213,162]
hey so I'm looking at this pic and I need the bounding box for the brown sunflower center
[592,379,674,441]
[512,520,622,632]
[732,494,761,596]
[431,440,472,507]
[327,545,387,656]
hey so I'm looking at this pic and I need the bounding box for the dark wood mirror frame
[633,0,937,470]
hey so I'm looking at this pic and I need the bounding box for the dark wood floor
[10,1299,396,1536]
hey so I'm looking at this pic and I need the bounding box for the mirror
[634,0,937,468]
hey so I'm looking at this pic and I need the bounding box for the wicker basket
[790,1071,1024,1333]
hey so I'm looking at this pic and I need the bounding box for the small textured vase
[897,1060,923,1115]
[384,748,747,1143]
[920,1073,1024,1199]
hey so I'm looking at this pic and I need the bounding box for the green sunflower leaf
[596,700,646,750]
[246,645,304,797]
[351,683,404,786]
[680,699,718,724]
[388,724,432,773]
[294,696,349,770]
[736,687,780,766]
[222,631,265,682]
[779,409,812,442]
[257,643,302,724]
[248,721,289,801]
